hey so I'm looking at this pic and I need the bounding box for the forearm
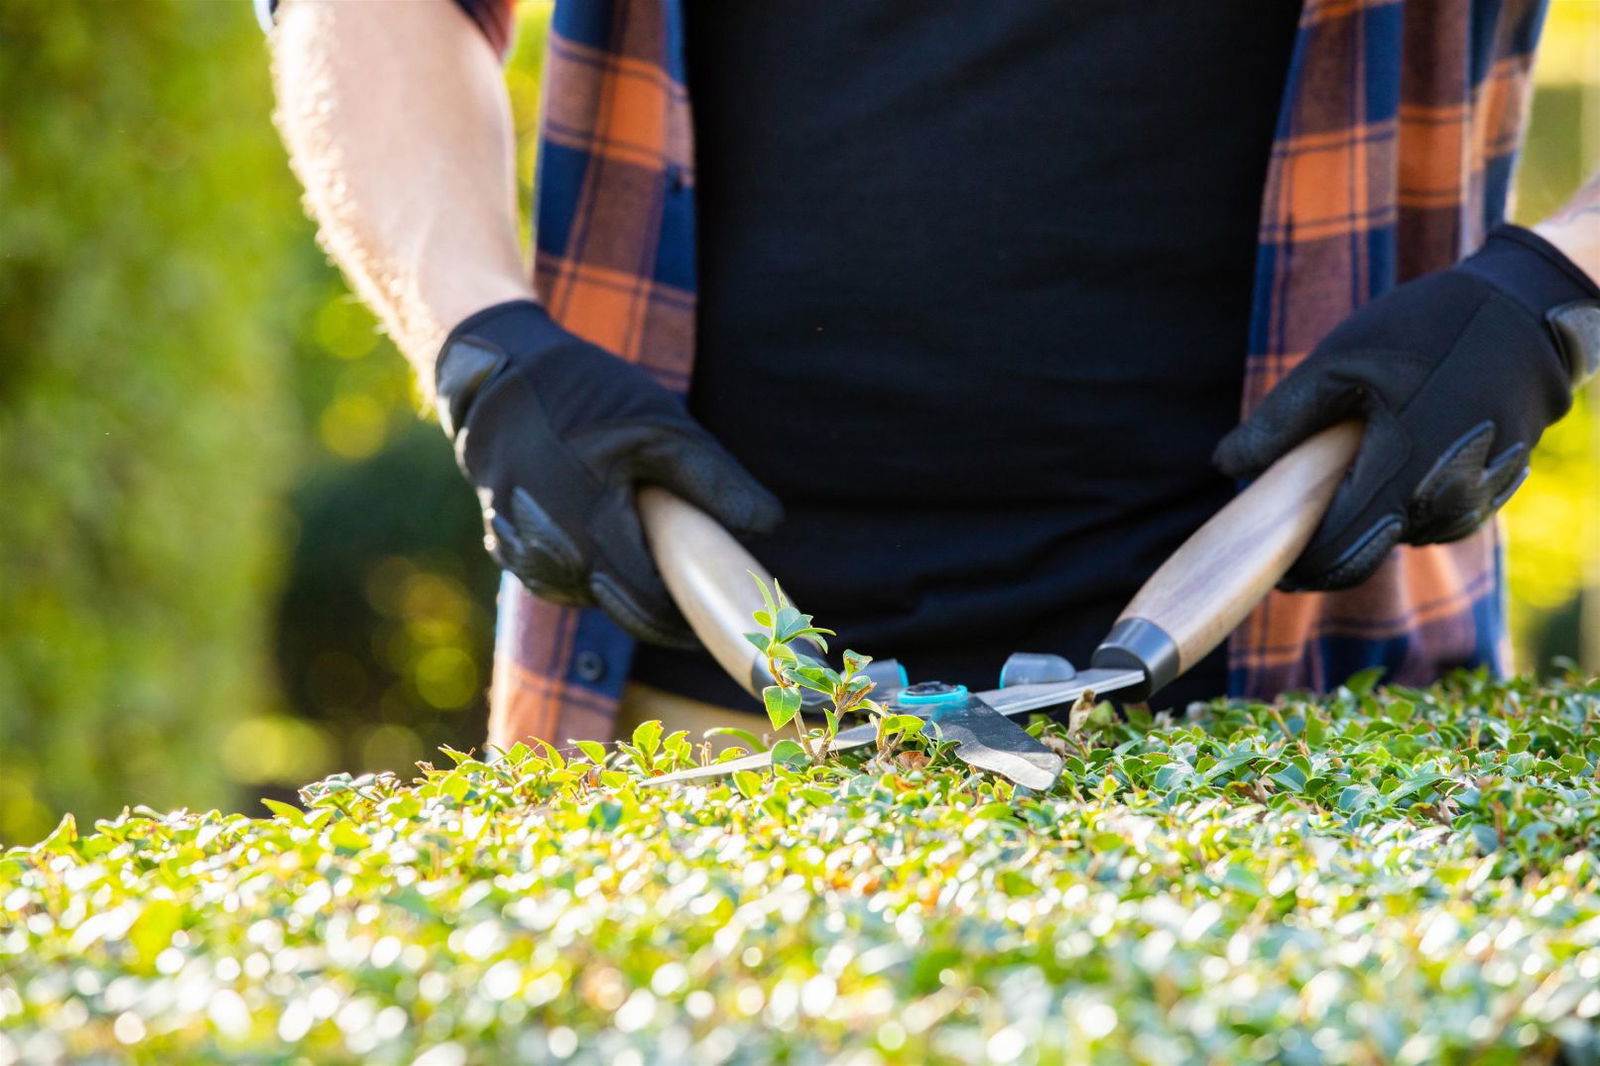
[1534,171,1600,287]
[269,0,530,381]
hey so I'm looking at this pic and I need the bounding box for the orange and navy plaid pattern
[466,0,1548,747]
[1232,0,1545,696]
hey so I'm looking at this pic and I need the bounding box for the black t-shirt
[630,2,1302,709]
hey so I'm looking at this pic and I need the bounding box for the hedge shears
[635,423,1362,791]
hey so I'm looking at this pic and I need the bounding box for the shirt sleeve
[450,0,515,56]
[257,0,516,57]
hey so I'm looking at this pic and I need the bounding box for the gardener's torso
[629,0,1303,707]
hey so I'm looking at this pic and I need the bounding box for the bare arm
[269,0,530,383]
[1535,170,1600,286]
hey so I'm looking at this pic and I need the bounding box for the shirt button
[575,650,606,683]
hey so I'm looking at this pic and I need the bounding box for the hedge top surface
[4,673,1600,1066]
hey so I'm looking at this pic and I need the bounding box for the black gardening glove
[435,300,782,646]
[1214,224,1600,591]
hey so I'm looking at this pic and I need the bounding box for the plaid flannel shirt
[453,0,1546,746]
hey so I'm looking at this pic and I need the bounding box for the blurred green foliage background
[0,1,1596,845]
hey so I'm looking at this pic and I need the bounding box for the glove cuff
[1460,224,1600,385]
[442,298,551,348]
[1462,223,1600,308]
[435,299,558,438]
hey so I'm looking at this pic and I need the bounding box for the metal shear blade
[926,694,1062,792]
[640,666,1144,789]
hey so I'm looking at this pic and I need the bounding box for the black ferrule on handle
[1089,617,1181,702]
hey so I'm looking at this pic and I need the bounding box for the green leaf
[773,605,807,641]
[631,720,663,759]
[1343,666,1385,697]
[1268,766,1306,793]
[706,726,766,751]
[575,740,609,766]
[1200,750,1261,784]
[751,572,778,615]
[732,769,764,799]
[128,899,183,968]
[1558,752,1591,776]
[877,713,925,738]
[1470,823,1500,853]
[260,798,304,824]
[1337,785,1375,813]
[771,739,809,769]
[1385,698,1416,723]
[36,813,78,854]
[784,665,837,696]
[329,820,368,851]
[1389,771,1449,803]
[1091,831,1128,852]
[589,801,625,831]
[764,686,802,731]
[1221,864,1264,897]
[663,730,693,760]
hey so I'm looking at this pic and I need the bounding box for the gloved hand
[1214,224,1600,591]
[435,299,782,646]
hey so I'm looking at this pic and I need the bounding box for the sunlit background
[1,1,1597,845]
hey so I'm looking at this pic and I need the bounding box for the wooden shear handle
[1089,421,1363,697]
[637,486,776,697]
[640,420,1363,704]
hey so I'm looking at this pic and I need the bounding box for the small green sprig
[744,575,883,762]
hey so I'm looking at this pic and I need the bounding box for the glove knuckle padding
[1282,412,1410,591]
[1285,513,1405,591]
[506,488,591,591]
[507,488,583,571]
[1381,293,1560,547]
[584,490,695,647]
[589,570,695,649]
[1406,423,1524,544]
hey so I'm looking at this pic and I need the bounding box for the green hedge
[0,2,304,841]
[4,675,1600,1065]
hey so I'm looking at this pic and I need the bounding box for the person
[265,0,1600,751]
